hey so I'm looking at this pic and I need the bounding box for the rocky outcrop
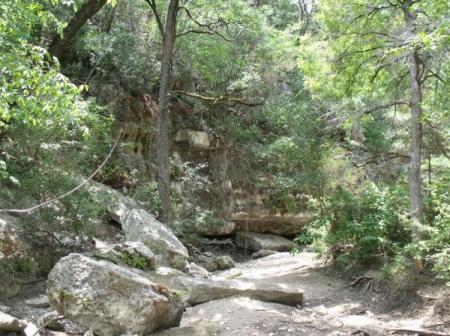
[235,232,294,252]
[87,182,188,266]
[47,254,183,336]
[232,212,313,236]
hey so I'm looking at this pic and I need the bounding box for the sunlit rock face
[232,212,313,236]
[94,83,156,174]
[232,190,313,236]
[47,254,183,336]
[174,129,219,151]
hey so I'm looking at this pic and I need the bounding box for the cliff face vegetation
[0,0,449,335]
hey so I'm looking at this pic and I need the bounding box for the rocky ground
[1,182,448,336]
[1,251,449,336]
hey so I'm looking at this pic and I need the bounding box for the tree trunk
[156,0,179,224]
[403,2,424,238]
[49,0,107,60]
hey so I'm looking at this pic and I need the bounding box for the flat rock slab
[25,295,50,308]
[180,297,300,336]
[47,254,183,336]
[162,274,303,307]
[235,232,294,252]
[152,320,219,336]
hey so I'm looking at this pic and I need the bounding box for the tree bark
[403,2,424,237]
[49,0,107,60]
[156,0,179,224]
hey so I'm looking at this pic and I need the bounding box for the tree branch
[144,0,165,37]
[175,90,264,107]
[361,101,409,114]
[49,0,108,59]
[352,152,410,168]
[177,6,244,41]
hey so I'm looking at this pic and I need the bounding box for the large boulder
[87,182,188,266]
[47,254,183,336]
[122,209,188,264]
[235,232,294,252]
[232,212,313,236]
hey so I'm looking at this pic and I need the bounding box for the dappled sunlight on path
[181,251,446,335]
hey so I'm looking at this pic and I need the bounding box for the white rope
[0,129,122,214]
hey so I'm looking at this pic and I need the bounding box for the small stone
[25,295,50,308]
[251,250,277,259]
[184,262,209,278]
[196,255,218,272]
[38,311,64,331]
[123,241,157,269]
[24,322,40,336]
[214,256,235,270]
[0,312,27,332]
[0,305,12,314]
[236,232,294,252]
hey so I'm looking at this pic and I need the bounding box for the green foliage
[131,181,161,216]
[303,173,450,283]
[120,252,148,270]
[0,0,86,130]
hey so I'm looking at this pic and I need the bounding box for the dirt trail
[180,251,449,336]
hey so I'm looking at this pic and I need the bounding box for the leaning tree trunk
[403,2,424,239]
[156,0,179,224]
[49,0,107,60]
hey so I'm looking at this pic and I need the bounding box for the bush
[302,177,450,285]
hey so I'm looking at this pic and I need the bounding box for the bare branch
[175,90,264,107]
[177,6,243,42]
[352,152,410,168]
[362,101,409,114]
